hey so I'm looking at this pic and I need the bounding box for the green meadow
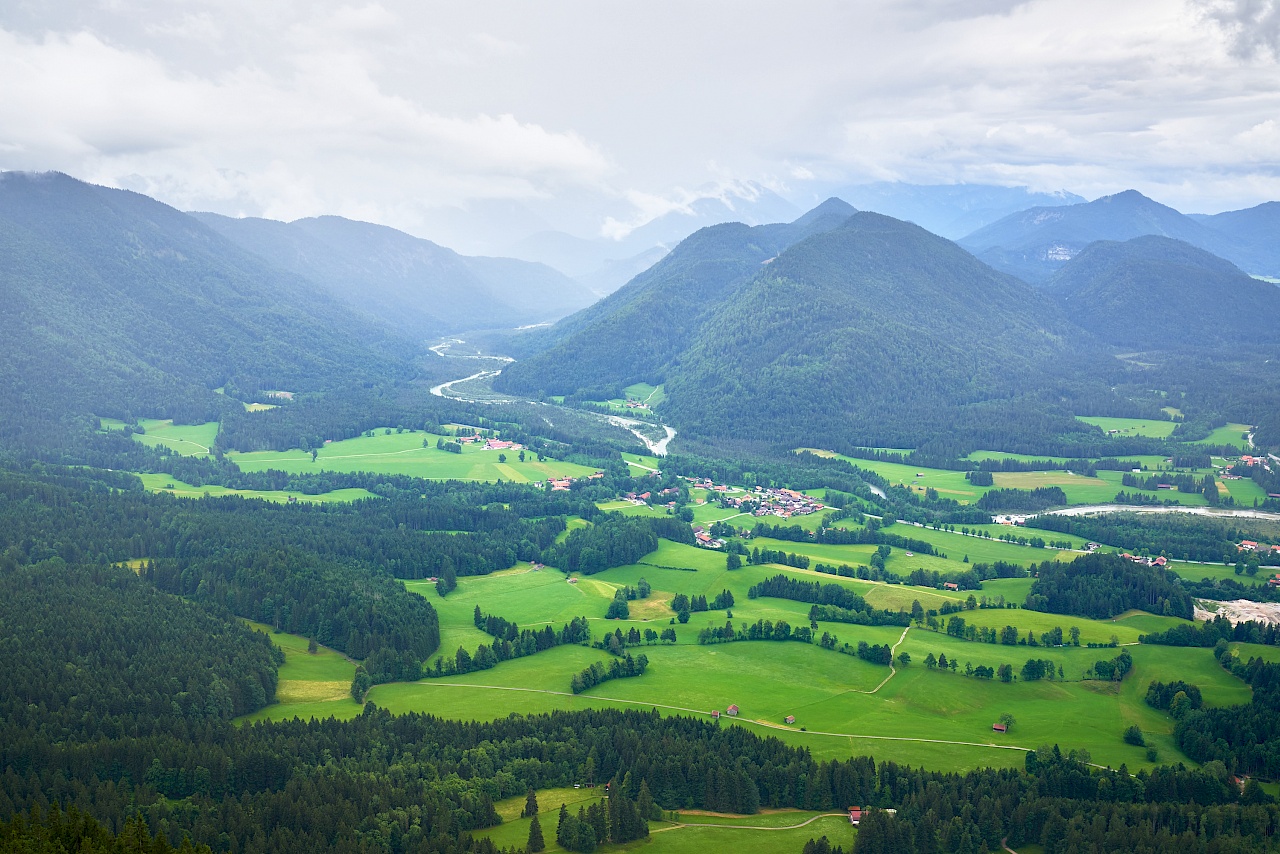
[235,527,1254,775]
[1192,423,1252,450]
[136,472,375,504]
[476,784,856,854]
[228,428,600,483]
[1077,416,1178,439]
[100,417,219,457]
[239,620,361,724]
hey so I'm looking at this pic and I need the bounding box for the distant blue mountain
[829,182,1083,239]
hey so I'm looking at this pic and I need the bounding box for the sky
[1,0,1278,251]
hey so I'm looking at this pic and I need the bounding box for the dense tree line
[697,619,814,645]
[1029,511,1280,564]
[807,604,912,627]
[751,520,943,557]
[424,613,595,680]
[1176,651,1280,778]
[570,654,649,694]
[0,561,281,742]
[541,514,660,575]
[975,486,1068,512]
[1140,613,1280,647]
[748,573,868,610]
[1023,553,1194,619]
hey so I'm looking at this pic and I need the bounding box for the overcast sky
[2,0,1277,247]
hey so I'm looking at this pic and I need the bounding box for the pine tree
[523,788,539,818]
[527,813,545,852]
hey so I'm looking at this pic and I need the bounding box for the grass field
[233,530,1257,774]
[136,473,375,504]
[239,621,360,723]
[100,417,220,456]
[1192,423,1252,450]
[477,785,856,854]
[229,428,600,483]
[1077,416,1177,439]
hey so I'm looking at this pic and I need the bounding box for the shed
[711,710,720,719]
[848,807,863,825]
[726,704,739,716]
[992,723,1008,733]
[784,715,796,724]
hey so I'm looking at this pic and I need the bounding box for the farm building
[848,807,863,825]
[784,715,796,724]
[711,710,720,719]
[992,723,1008,733]
[943,582,959,591]
[726,704,739,716]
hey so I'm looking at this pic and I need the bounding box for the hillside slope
[1191,201,1280,277]
[193,213,597,337]
[1045,236,1280,347]
[0,172,413,424]
[495,198,858,396]
[959,190,1245,283]
[663,212,1099,447]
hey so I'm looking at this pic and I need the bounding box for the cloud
[1195,0,1280,60]
[0,24,610,234]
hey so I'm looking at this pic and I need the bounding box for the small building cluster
[692,526,725,549]
[1120,553,1168,568]
[544,472,605,491]
[710,485,826,519]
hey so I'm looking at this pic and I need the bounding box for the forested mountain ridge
[1045,235,1280,347]
[662,212,1110,448]
[1190,201,1280,276]
[0,172,416,425]
[193,212,597,338]
[494,198,858,394]
[959,189,1274,282]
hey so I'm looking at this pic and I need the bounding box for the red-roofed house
[848,807,863,825]
[726,704,739,717]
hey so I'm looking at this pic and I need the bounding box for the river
[1041,504,1280,522]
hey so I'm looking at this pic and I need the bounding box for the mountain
[662,213,1092,447]
[1190,202,1280,277]
[504,181,801,289]
[1044,236,1280,347]
[494,198,857,393]
[0,172,413,424]
[957,190,1235,283]
[499,205,1112,449]
[192,213,597,338]
[829,182,1084,239]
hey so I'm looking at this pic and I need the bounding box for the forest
[1022,553,1195,619]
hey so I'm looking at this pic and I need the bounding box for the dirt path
[412,681,1031,754]
[862,625,911,694]
[660,813,848,832]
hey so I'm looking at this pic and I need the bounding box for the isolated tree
[523,788,539,818]
[999,713,1016,731]
[527,813,545,852]
[896,651,911,667]
[519,450,526,462]
[307,637,318,654]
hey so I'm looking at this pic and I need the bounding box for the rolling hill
[0,171,415,425]
[1044,236,1280,347]
[192,213,598,338]
[1190,201,1280,278]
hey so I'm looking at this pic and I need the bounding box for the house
[784,715,796,724]
[1157,483,1174,490]
[1152,556,1168,567]
[726,704,739,717]
[992,723,1008,733]
[711,710,720,719]
[943,582,959,591]
[1240,541,1258,552]
[848,807,863,825]
[1267,573,1280,588]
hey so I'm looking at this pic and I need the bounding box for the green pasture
[136,472,375,504]
[1222,476,1269,505]
[1077,416,1177,439]
[228,428,599,483]
[99,417,220,457]
[478,786,855,854]
[622,452,663,472]
[1166,560,1243,584]
[1191,423,1252,450]
[238,621,360,723]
